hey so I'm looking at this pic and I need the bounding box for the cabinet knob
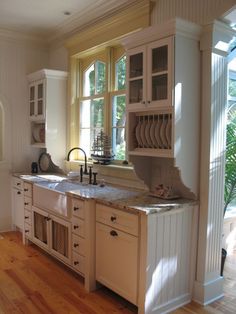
[74,243,79,248]
[74,261,79,265]
[147,100,151,104]
[25,230,29,233]
[24,216,29,219]
[73,206,79,211]
[24,188,28,192]
[17,191,21,195]
[73,225,79,230]
[45,216,51,221]
[141,100,145,105]
[110,230,118,237]
[24,202,29,206]
[17,183,21,186]
[110,216,116,222]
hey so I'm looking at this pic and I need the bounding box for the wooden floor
[0,232,235,314]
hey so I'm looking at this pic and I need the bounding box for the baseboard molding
[193,277,224,305]
[149,293,191,314]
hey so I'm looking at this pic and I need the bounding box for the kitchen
[0,0,236,313]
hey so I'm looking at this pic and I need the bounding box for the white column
[193,21,235,305]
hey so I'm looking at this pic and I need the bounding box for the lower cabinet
[32,206,71,264]
[96,204,139,305]
[12,177,24,230]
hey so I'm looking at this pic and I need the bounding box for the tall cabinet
[122,19,202,197]
[28,69,68,170]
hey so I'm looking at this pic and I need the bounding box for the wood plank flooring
[0,231,235,314]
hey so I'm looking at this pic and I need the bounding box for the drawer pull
[24,216,29,219]
[17,183,21,186]
[73,206,79,211]
[24,202,29,206]
[25,230,29,233]
[44,216,51,221]
[74,243,79,248]
[110,230,118,237]
[74,225,79,230]
[74,261,79,265]
[17,191,21,195]
[24,188,28,192]
[110,216,116,222]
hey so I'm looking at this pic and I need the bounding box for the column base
[193,276,224,305]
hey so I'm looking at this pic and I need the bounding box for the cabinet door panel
[72,217,85,238]
[32,207,50,251]
[96,223,138,305]
[12,187,24,230]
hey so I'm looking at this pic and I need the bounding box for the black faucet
[66,147,88,174]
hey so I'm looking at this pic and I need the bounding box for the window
[75,47,126,162]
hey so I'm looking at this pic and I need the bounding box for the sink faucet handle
[89,166,93,184]
[92,172,98,185]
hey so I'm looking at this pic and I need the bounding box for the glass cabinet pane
[30,102,35,116]
[38,83,43,99]
[129,79,143,103]
[152,45,168,73]
[34,212,48,244]
[51,221,69,258]
[129,53,143,78]
[37,100,43,115]
[30,86,35,101]
[152,74,167,100]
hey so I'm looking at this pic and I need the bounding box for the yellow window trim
[65,0,151,56]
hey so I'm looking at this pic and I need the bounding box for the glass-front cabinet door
[127,46,146,109]
[29,79,45,120]
[50,215,71,264]
[147,36,173,108]
[32,207,50,251]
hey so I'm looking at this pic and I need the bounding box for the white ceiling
[0,0,134,41]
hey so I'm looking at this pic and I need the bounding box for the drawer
[24,222,32,239]
[24,196,32,210]
[12,177,23,190]
[72,251,85,274]
[24,209,32,225]
[71,198,85,219]
[23,182,32,197]
[72,234,85,256]
[96,204,139,236]
[72,217,85,238]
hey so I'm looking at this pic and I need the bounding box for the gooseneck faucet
[66,147,88,174]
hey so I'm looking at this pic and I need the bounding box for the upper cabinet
[27,69,68,169]
[122,19,202,196]
[127,37,173,110]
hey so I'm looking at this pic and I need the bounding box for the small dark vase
[220,248,227,276]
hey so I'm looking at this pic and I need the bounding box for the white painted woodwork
[71,198,85,219]
[72,233,85,256]
[24,209,32,225]
[24,222,32,239]
[11,177,24,231]
[96,221,138,305]
[27,69,67,170]
[72,251,85,275]
[123,19,201,198]
[96,203,139,236]
[151,0,236,26]
[72,217,85,238]
[24,197,32,211]
[139,205,197,314]
[193,21,235,305]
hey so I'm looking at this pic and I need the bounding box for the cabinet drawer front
[96,222,138,305]
[71,198,85,219]
[12,177,23,190]
[23,182,32,197]
[96,204,139,236]
[72,252,85,275]
[24,222,32,239]
[24,209,32,225]
[72,234,85,256]
[24,196,32,210]
[72,218,85,238]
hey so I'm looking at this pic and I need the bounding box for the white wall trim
[193,277,224,305]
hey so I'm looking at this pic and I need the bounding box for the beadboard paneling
[151,0,236,26]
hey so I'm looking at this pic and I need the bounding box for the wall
[0,33,49,231]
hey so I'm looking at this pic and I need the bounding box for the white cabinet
[28,69,67,169]
[32,206,71,264]
[127,37,173,110]
[23,182,33,243]
[11,177,24,231]
[96,204,139,305]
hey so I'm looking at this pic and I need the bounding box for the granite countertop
[16,173,197,215]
